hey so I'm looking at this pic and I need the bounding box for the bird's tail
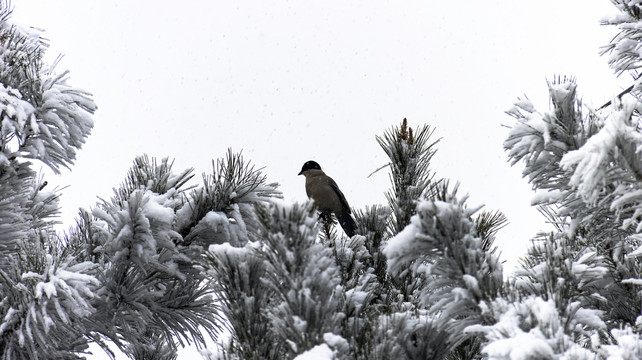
[337,210,357,238]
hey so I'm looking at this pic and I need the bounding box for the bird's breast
[306,176,343,214]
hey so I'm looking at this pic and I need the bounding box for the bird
[298,160,357,237]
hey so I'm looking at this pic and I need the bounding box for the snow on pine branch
[468,296,604,359]
[93,189,185,275]
[602,327,642,359]
[256,201,345,357]
[383,195,503,319]
[560,97,642,204]
[177,150,281,247]
[513,232,610,317]
[504,94,571,197]
[0,22,96,174]
[504,79,642,244]
[21,255,99,324]
[26,71,95,173]
[0,254,99,356]
[601,1,642,81]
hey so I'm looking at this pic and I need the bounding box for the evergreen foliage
[203,116,508,359]
[207,242,279,359]
[0,4,283,358]
[0,13,500,355]
[207,1,642,358]
[11,1,642,359]
[477,1,642,357]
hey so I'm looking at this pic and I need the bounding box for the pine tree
[473,1,642,357]
[0,1,502,359]
[170,1,642,358]
[0,1,506,358]
[204,2,642,358]
[20,0,642,358]
[0,3,99,357]
[203,116,513,359]
[0,5,288,358]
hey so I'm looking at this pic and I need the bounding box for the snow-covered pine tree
[101,150,282,358]
[201,115,514,359]
[479,1,642,357]
[484,79,628,359]
[0,1,528,359]
[204,119,458,359]
[373,118,441,306]
[0,3,99,358]
[259,202,347,357]
[207,241,279,359]
[6,148,281,359]
[206,201,350,359]
[0,4,290,358]
[382,179,506,360]
[370,119,506,360]
[377,118,439,236]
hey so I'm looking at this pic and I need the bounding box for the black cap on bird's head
[298,160,321,175]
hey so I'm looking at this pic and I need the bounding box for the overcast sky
[11,1,633,358]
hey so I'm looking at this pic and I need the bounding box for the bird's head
[298,160,321,175]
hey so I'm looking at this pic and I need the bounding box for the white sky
[12,1,633,358]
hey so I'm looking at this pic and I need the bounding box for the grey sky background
[11,1,633,358]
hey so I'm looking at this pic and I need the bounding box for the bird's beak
[298,170,303,176]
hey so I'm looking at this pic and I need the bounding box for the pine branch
[206,243,281,359]
[110,155,195,208]
[597,84,634,110]
[257,202,344,357]
[179,149,281,246]
[474,209,508,252]
[319,211,337,243]
[376,118,440,236]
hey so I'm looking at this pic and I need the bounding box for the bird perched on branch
[298,160,357,237]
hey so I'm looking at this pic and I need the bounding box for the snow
[572,307,605,330]
[626,244,642,258]
[35,281,57,299]
[471,297,565,359]
[611,189,642,212]
[323,332,349,354]
[293,344,334,360]
[482,331,554,360]
[571,251,607,288]
[344,288,369,312]
[175,201,194,229]
[504,108,556,169]
[292,315,308,333]
[603,328,642,360]
[451,287,470,301]
[621,278,642,286]
[531,189,564,205]
[208,241,249,257]
[549,82,573,103]
[0,308,18,335]
[525,113,551,145]
[560,97,641,204]
[385,198,477,265]
[600,13,633,25]
[610,189,642,232]
[201,211,231,230]
[559,344,596,360]
[185,208,241,245]
[141,193,175,225]
[382,213,420,261]
[462,274,479,293]
[92,207,115,228]
[514,98,535,113]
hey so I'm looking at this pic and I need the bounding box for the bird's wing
[328,178,351,214]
